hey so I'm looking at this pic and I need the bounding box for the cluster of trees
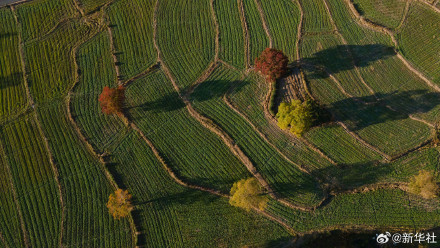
[229,178,268,211]
[107,189,133,219]
[408,170,439,199]
[99,85,126,116]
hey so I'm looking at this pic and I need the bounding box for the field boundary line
[122,62,160,87]
[237,0,250,69]
[67,28,139,246]
[0,142,28,247]
[72,0,85,16]
[322,0,376,97]
[129,121,297,235]
[152,0,326,213]
[253,0,273,48]
[210,0,219,61]
[295,0,315,100]
[419,0,440,13]
[259,70,338,165]
[11,5,65,247]
[15,9,66,244]
[343,0,440,94]
[396,0,412,31]
[107,25,122,85]
[125,117,297,235]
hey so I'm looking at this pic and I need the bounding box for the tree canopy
[276,100,315,137]
[229,178,269,212]
[408,170,438,199]
[107,189,134,219]
[254,48,288,82]
[99,85,126,115]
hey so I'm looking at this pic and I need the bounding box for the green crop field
[1,0,440,247]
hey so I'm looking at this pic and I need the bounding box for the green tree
[229,178,268,211]
[408,170,438,199]
[276,100,315,137]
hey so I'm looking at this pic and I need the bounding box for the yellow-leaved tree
[408,170,438,199]
[276,100,315,137]
[107,189,134,219]
[229,178,269,211]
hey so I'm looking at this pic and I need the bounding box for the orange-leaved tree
[98,85,125,115]
[254,48,288,82]
[107,189,133,219]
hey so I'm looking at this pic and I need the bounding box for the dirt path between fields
[396,0,412,31]
[343,0,440,93]
[11,5,66,247]
[237,0,250,69]
[253,0,273,48]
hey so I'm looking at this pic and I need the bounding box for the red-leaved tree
[254,48,289,82]
[98,85,125,115]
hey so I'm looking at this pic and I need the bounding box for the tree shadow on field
[134,188,219,207]
[313,160,393,190]
[328,90,440,131]
[0,73,23,89]
[299,44,396,79]
[190,79,249,104]
[0,31,17,40]
[128,91,185,114]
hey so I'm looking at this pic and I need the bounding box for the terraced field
[1,0,440,247]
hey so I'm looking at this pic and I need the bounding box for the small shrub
[408,170,438,199]
[107,189,133,219]
[229,178,269,211]
[276,99,316,137]
[98,85,125,115]
[254,48,288,82]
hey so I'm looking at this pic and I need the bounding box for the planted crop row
[352,0,407,29]
[191,65,323,207]
[229,71,438,188]
[37,101,133,247]
[106,0,157,80]
[398,2,440,85]
[16,0,75,42]
[156,0,215,89]
[269,188,440,232]
[300,34,374,98]
[108,130,291,247]
[258,0,301,60]
[69,33,291,245]
[305,66,431,156]
[0,135,26,247]
[24,20,93,103]
[71,32,126,153]
[0,113,61,247]
[304,124,381,165]
[0,8,27,119]
[242,0,270,64]
[299,0,334,34]
[126,70,250,193]
[227,72,335,172]
[213,0,245,69]
[326,0,440,124]
[78,0,110,14]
